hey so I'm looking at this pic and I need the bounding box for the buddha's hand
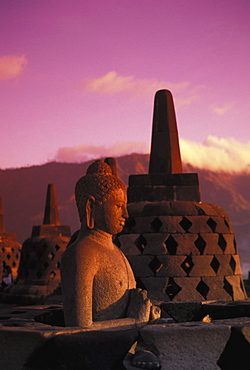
[126,289,152,323]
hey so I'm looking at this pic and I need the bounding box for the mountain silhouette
[1,154,250,276]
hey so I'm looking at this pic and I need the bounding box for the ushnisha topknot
[75,160,126,222]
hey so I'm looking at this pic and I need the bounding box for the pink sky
[1,0,250,171]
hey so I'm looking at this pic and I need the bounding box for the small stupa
[8,184,71,304]
[118,89,247,302]
[0,197,21,280]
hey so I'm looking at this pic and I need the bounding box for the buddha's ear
[85,196,95,229]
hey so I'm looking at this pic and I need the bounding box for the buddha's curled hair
[75,160,126,222]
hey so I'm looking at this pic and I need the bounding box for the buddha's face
[94,188,128,235]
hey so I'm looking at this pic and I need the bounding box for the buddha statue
[61,160,152,328]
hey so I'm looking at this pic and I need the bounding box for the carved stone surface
[6,184,71,303]
[61,160,151,328]
[118,90,246,302]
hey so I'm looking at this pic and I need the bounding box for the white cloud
[0,55,28,81]
[211,103,232,115]
[81,71,203,107]
[180,135,250,173]
[53,141,149,163]
[52,136,250,174]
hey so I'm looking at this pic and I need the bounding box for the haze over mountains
[1,153,250,277]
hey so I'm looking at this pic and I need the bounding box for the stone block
[140,277,169,301]
[127,255,154,277]
[164,173,199,186]
[142,201,174,216]
[225,275,247,300]
[201,276,233,301]
[223,234,237,254]
[156,255,187,277]
[127,202,148,217]
[153,186,175,201]
[231,254,243,275]
[186,216,215,233]
[196,202,228,217]
[157,216,185,233]
[129,175,151,186]
[142,186,154,201]
[213,255,236,276]
[142,233,168,255]
[161,301,204,322]
[119,234,141,255]
[218,324,250,369]
[149,173,166,186]
[189,255,215,277]
[175,185,201,202]
[198,300,250,321]
[127,187,143,203]
[170,201,199,216]
[172,277,205,301]
[166,233,200,255]
[198,233,224,255]
[140,323,231,370]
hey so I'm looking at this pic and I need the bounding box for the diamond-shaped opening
[136,278,147,290]
[48,252,55,260]
[6,253,11,260]
[148,256,163,275]
[223,277,233,298]
[11,248,15,252]
[125,218,136,231]
[36,270,42,279]
[15,254,19,259]
[1,247,5,252]
[43,261,49,269]
[165,235,178,255]
[150,217,163,232]
[196,279,210,299]
[135,234,147,253]
[55,245,60,251]
[49,271,56,279]
[57,261,61,269]
[179,217,192,232]
[224,219,230,229]
[207,217,217,232]
[181,255,194,275]
[194,235,207,255]
[229,255,236,274]
[165,277,182,300]
[233,238,237,253]
[218,234,227,253]
[210,256,220,274]
[12,261,16,267]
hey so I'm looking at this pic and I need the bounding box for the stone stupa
[117,89,247,302]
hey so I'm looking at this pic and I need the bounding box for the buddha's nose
[123,206,129,219]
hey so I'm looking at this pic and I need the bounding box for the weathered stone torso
[61,229,136,326]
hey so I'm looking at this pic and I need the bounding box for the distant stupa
[7,184,71,304]
[0,197,22,281]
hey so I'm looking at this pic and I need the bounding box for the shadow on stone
[24,328,139,370]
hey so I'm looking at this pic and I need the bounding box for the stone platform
[1,301,250,370]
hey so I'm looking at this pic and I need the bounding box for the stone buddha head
[75,160,128,235]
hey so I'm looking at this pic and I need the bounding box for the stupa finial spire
[43,184,60,225]
[149,89,182,174]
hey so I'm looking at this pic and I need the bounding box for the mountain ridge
[1,154,250,276]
